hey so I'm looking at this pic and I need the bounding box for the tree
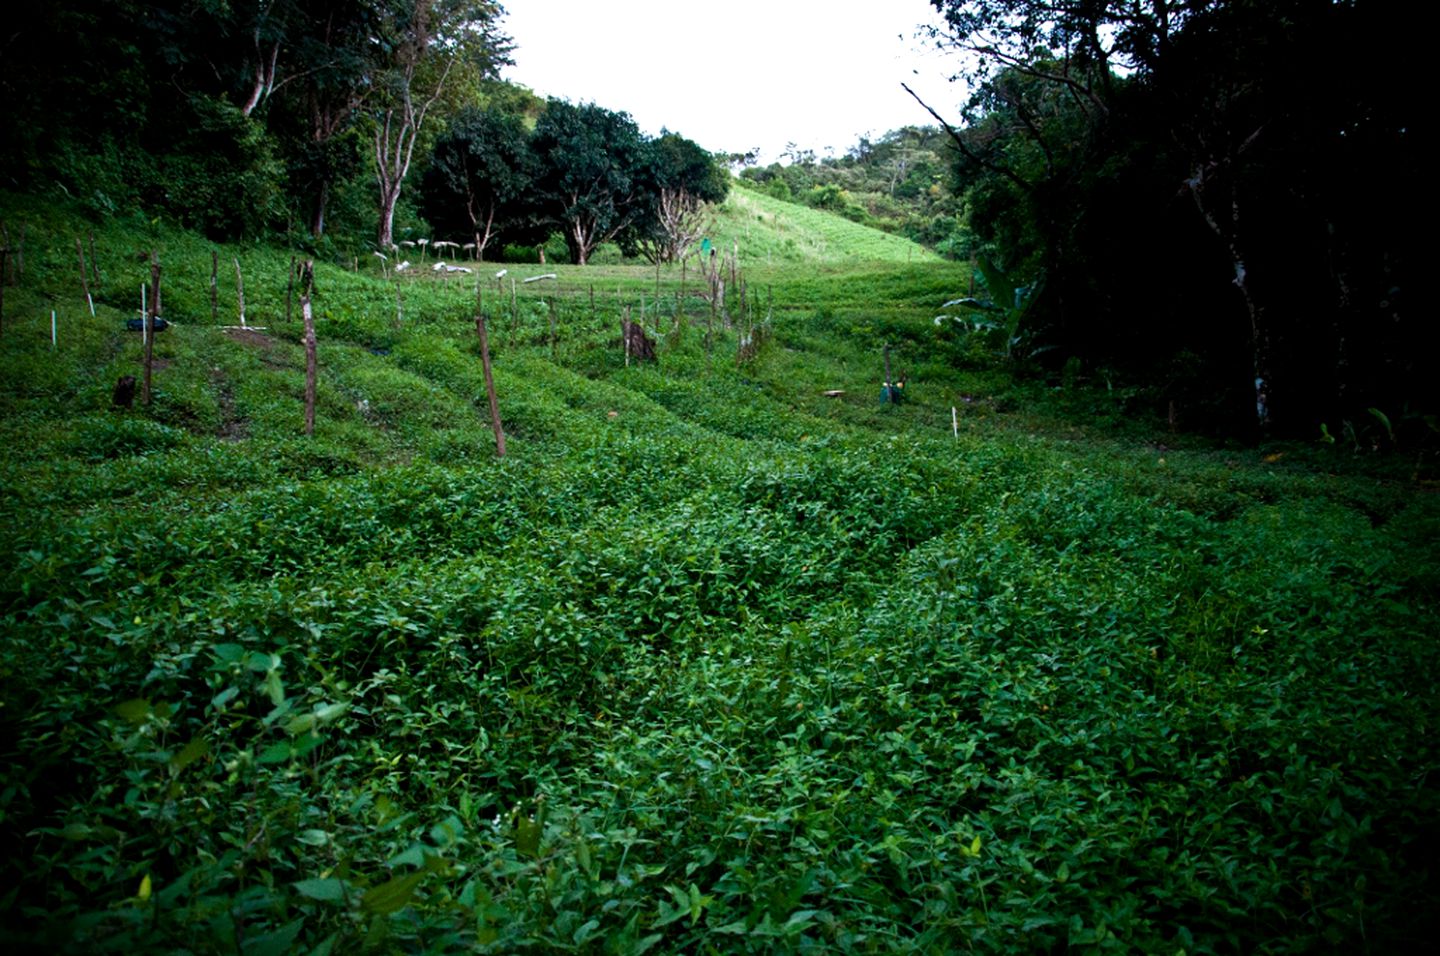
[921,0,1426,434]
[268,0,381,239]
[420,106,534,260]
[634,133,728,264]
[529,99,650,265]
[371,0,512,250]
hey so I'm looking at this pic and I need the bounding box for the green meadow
[1,192,1437,954]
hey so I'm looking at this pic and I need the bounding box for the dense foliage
[923,0,1429,437]
[0,193,1437,953]
[420,103,728,266]
[0,1,512,249]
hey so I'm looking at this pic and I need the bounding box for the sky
[498,0,962,164]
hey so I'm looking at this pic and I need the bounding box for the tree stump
[621,317,657,363]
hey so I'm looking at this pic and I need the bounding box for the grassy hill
[2,191,1437,953]
[707,182,942,265]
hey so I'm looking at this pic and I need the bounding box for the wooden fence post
[548,298,557,362]
[301,261,317,435]
[88,230,100,286]
[286,255,295,323]
[234,257,246,328]
[476,281,506,457]
[143,253,160,406]
[76,238,94,316]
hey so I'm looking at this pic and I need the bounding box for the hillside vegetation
[708,184,942,266]
[1,193,1438,954]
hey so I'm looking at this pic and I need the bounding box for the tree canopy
[922,0,1426,435]
[419,106,537,260]
[0,0,512,248]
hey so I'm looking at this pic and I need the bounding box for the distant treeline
[0,1,727,266]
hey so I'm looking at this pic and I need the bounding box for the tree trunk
[373,53,454,251]
[377,181,401,251]
[1186,160,1271,430]
[311,179,330,239]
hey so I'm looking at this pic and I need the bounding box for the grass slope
[708,182,941,265]
[1,192,1438,954]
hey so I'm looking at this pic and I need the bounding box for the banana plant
[933,257,1045,361]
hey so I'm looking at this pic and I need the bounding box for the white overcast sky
[498,0,961,163]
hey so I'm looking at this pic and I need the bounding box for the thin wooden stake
[143,253,160,406]
[476,282,506,457]
[623,305,631,368]
[210,251,219,324]
[88,230,100,285]
[233,257,247,328]
[51,309,57,348]
[548,298,556,362]
[509,277,518,349]
[952,406,959,438]
[76,239,94,316]
[301,261,317,435]
[707,284,715,358]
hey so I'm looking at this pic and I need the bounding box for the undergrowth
[1,193,1437,953]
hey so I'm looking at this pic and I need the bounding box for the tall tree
[634,133,728,264]
[419,106,535,260]
[529,99,649,265]
[370,0,511,250]
[286,0,380,239]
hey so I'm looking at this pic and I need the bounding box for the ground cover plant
[1,193,1438,954]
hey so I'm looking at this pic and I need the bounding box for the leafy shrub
[69,415,185,460]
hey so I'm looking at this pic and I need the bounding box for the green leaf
[314,702,349,724]
[258,741,292,764]
[242,918,303,956]
[361,871,425,914]
[631,934,664,956]
[294,877,347,902]
[262,669,285,706]
[388,845,426,868]
[573,919,601,944]
[212,643,246,663]
[170,736,209,772]
[514,814,542,859]
[296,829,331,847]
[115,698,150,725]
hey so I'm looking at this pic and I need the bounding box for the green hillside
[2,193,1437,953]
[707,183,941,266]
